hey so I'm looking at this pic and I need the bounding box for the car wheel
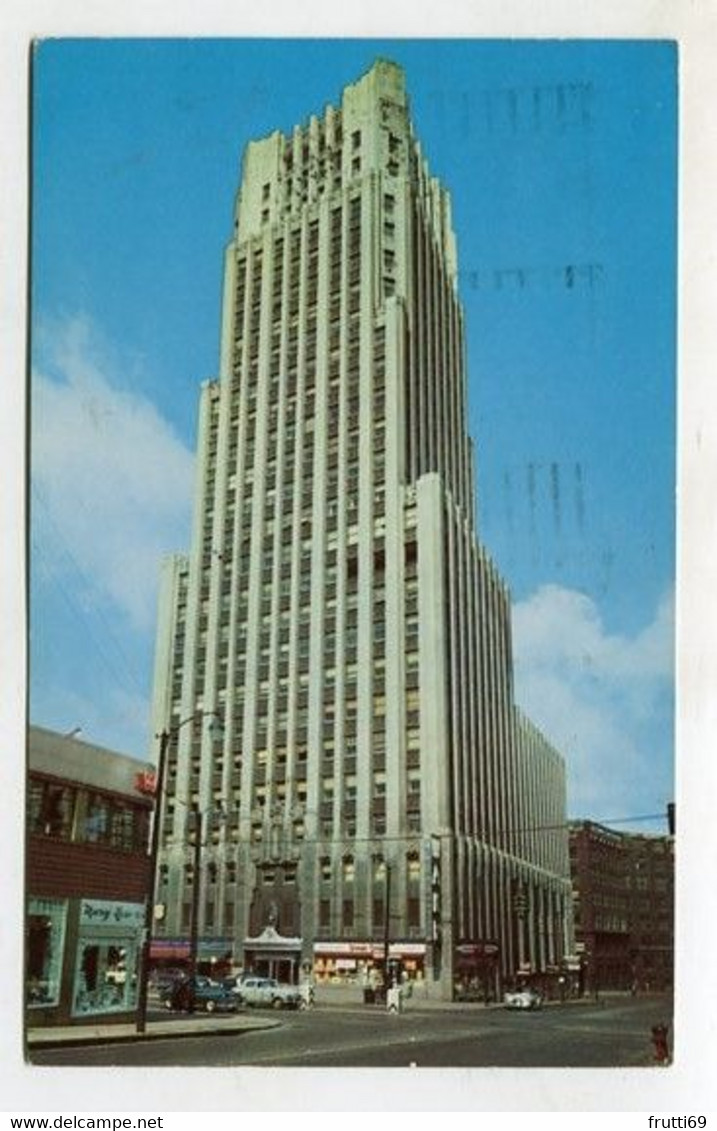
[205,999,217,1013]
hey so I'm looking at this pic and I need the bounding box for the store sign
[135,770,157,795]
[315,942,375,957]
[315,941,427,959]
[79,900,145,929]
[456,941,500,958]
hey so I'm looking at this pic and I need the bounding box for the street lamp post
[135,711,220,1034]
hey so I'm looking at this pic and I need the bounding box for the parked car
[503,987,543,1011]
[162,975,239,1013]
[151,967,185,995]
[235,976,302,1010]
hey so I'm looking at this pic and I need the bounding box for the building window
[72,940,138,1017]
[373,899,385,929]
[407,854,421,883]
[26,898,67,1008]
[342,900,354,929]
[83,794,111,843]
[28,781,75,839]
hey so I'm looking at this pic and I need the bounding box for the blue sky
[30,38,677,830]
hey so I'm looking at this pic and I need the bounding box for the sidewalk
[27,1012,281,1050]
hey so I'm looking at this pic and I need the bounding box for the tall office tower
[150,60,574,998]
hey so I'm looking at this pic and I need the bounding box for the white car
[236,976,302,1010]
[503,987,542,1010]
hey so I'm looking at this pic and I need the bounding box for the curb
[27,1018,282,1051]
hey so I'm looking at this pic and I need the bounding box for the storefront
[148,936,235,978]
[71,899,144,1018]
[454,940,500,1002]
[313,941,426,984]
[26,728,154,1031]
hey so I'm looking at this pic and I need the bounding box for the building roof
[29,725,154,801]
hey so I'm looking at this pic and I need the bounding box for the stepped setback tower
[150,60,574,998]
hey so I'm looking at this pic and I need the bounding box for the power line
[161,811,671,852]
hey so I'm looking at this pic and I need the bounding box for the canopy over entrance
[242,925,303,984]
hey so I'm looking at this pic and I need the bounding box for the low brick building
[569,820,674,993]
[26,726,153,1027]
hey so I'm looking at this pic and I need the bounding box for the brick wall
[28,835,151,903]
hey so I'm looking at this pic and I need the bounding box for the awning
[149,937,234,961]
[243,926,302,953]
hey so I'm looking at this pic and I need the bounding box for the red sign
[135,770,157,795]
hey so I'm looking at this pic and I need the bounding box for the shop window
[26,898,67,1008]
[73,940,137,1016]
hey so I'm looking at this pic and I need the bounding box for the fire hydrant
[651,1023,670,1064]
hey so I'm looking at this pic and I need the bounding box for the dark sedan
[161,975,240,1014]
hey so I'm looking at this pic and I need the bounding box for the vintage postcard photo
[5,5,717,1115]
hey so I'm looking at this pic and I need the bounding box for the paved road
[30,995,672,1069]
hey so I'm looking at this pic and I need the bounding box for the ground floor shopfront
[27,897,145,1027]
[149,932,429,986]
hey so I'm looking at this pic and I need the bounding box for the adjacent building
[150,59,574,998]
[26,726,153,1028]
[569,820,674,993]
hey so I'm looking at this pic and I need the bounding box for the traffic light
[667,802,675,836]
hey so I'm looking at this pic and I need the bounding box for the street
[30,994,672,1069]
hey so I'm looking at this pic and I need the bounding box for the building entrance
[242,926,303,985]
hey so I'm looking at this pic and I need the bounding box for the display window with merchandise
[70,899,144,1018]
[26,897,67,1008]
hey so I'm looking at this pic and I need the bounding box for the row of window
[28,778,149,853]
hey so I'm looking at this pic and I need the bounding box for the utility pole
[187,806,203,1013]
[135,711,221,1033]
[383,861,392,986]
[136,728,170,1035]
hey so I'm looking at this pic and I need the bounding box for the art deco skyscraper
[150,59,574,997]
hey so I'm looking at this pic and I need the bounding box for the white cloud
[32,314,195,632]
[512,584,674,822]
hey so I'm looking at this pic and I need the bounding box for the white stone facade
[150,60,574,996]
